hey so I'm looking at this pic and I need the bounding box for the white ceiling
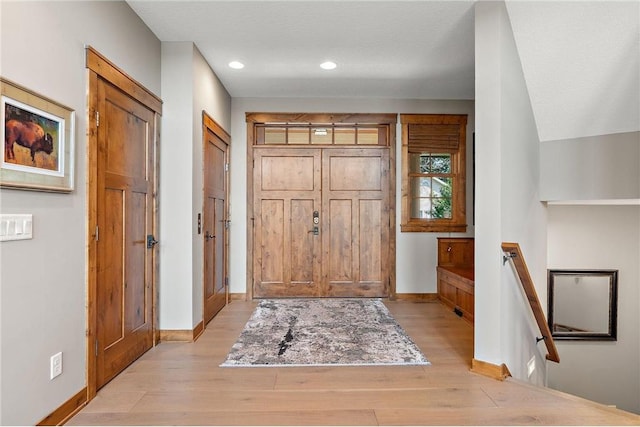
[126,0,476,99]
[506,1,640,141]
[127,0,639,140]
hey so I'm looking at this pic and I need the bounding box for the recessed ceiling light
[320,61,337,70]
[228,61,245,69]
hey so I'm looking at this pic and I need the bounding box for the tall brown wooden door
[203,115,229,324]
[253,147,389,298]
[87,47,161,397]
[94,78,155,389]
[322,148,390,297]
[253,148,322,297]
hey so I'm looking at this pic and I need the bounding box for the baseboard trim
[37,387,87,426]
[394,293,439,302]
[160,320,204,342]
[192,320,204,341]
[470,358,512,381]
[229,293,247,301]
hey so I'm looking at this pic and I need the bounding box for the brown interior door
[253,148,322,297]
[203,127,228,324]
[253,147,389,298]
[322,148,390,297]
[96,78,155,388]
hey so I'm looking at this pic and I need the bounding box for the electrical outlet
[50,352,62,380]
[527,356,535,378]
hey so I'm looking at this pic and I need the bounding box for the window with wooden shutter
[401,114,467,232]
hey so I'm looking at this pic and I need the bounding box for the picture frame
[1,77,75,192]
[548,269,618,341]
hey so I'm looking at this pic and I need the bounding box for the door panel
[253,147,389,298]
[322,149,389,297]
[290,199,316,284]
[359,199,382,282]
[96,79,154,389]
[203,128,228,325]
[328,156,382,191]
[253,148,322,297]
[326,199,353,283]
[260,199,285,283]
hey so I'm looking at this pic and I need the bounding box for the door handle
[205,232,215,241]
[146,234,158,248]
[308,226,319,235]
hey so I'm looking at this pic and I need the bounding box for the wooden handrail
[501,242,560,363]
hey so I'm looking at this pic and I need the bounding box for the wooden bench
[437,238,474,323]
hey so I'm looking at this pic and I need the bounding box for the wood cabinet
[437,238,474,323]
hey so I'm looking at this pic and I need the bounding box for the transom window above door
[248,113,395,146]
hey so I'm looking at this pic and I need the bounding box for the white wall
[160,42,195,330]
[0,1,161,424]
[159,43,231,330]
[540,132,640,202]
[547,205,640,414]
[229,98,474,297]
[475,1,549,384]
[191,46,232,326]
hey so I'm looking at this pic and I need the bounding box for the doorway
[246,113,397,299]
[202,112,230,324]
[86,47,162,397]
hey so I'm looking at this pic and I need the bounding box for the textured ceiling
[126,0,476,99]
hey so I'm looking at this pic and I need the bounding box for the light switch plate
[0,214,33,241]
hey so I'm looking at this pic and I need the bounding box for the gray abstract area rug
[220,298,429,367]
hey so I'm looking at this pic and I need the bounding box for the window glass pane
[287,128,309,144]
[432,198,452,218]
[334,127,356,145]
[410,198,432,219]
[409,153,451,174]
[410,177,432,198]
[430,154,451,174]
[264,128,286,144]
[409,153,429,173]
[432,177,452,218]
[357,127,379,145]
[311,127,333,144]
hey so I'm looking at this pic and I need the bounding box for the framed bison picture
[1,77,74,192]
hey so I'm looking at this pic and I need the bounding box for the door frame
[202,111,231,325]
[245,113,397,300]
[86,46,162,400]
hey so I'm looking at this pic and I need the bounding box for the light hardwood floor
[68,300,640,426]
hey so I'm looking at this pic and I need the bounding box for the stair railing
[501,242,560,363]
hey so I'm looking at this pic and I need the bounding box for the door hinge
[95,339,98,356]
[225,163,229,172]
[95,225,99,242]
[95,111,100,127]
[225,277,229,287]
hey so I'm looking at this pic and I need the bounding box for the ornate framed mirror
[548,269,618,341]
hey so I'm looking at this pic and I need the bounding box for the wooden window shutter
[408,124,460,152]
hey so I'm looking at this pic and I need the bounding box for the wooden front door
[203,115,229,324]
[95,78,155,389]
[253,148,322,297]
[253,147,389,298]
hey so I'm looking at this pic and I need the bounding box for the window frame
[400,114,467,233]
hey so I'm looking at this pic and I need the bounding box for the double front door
[253,147,390,298]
